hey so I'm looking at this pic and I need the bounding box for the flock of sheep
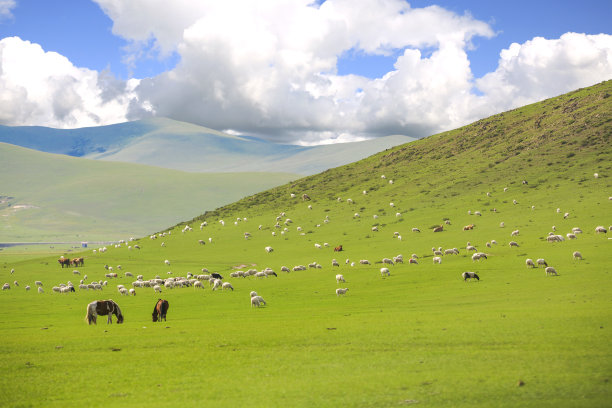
[3,174,609,316]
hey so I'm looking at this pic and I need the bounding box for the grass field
[0,81,610,407]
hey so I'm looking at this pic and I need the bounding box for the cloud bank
[0,0,611,144]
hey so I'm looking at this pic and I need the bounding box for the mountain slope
[0,117,415,175]
[0,143,298,242]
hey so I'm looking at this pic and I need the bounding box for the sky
[0,0,611,145]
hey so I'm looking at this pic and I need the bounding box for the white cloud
[474,33,612,115]
[0,36,136,128]
[1,2,612,145]
[0,0,16,21]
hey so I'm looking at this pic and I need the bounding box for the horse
[71,257,85,267]
[152,299,169,322]
[334,245,343,252]
[463,224,474,231]
[58,258,71,268]
[85,300,124,325]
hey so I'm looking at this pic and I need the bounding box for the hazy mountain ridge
[0,117,416,175]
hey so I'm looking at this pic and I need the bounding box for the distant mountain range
[0,118,415,175]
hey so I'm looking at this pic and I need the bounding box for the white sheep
[566,233,577,239]
[164,259,170,266]
[251,295,266,307]
[359,260,370,265]
[432,257,442,264]
[572,251,582,260]
[382,258,394,266]
[35,281,43,287]
[25,285,31,291]
[336,274,346,283]
[222,282,234,291]
[129,288,136,296]
[511,230,519,236]
[38,287,44,293]
[509,241,519,247]
[526,258,535,268]
[545,267,558,276]
[380,267,390,276]
[336,288,349,296]
[595,226,607,233]
[250,291,258,298]
[265,246,274,253]
[500,222,505,228]
[536,258,548,267]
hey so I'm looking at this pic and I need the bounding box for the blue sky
[0,0,610,144]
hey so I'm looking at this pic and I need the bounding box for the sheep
[251,295,266,307]
[264,269,278,277]
[129,288,136,296]
[509,241,519,247]
[472,253,488,261]
[536,258,548,267]
[566,233,577,240]
[545,267,558,276]
[38,287,44,293]
[432,257,442,264]
[222,282,234,291]
[526,258,535,268]
[359,260,371,265]
[265,246,274,253]
[371,226,378,232]
[281,266,290,273]
[595,226,607,234]
[336,274,346,283]
[513,199,518,205]
[164,259,170,266]
[572,251,583,260]
[594,172,599,178]
[380,267,390,276]
[563,212,570,219]
[474,211,482,216]
[212,279,222,290]
[332,259,340,267]
[395,212,402,217]
[393,256,404,263]
[433,250,443,256]
[412,228,420,232]
[250,291,258,298]
[389,202,395,207]
[382,258,394,266]
[336,288,349,296]
[546,234,565,242]
[2,283,10,290]
[511,229,520,236]
[500,222,505,228]
[408,258,418,264]
[466,245,477,252]
[572,227,583,234]
[314,243,322,249]
[462,272,480,281]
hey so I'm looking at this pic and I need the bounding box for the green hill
[1,81,610,407]
[0,143,298,242]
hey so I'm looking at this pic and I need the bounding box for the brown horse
[334,245,343,252]
[152,299,169,322]
[85,300,124,324]
[58,258,71,268]
[71,257,85,267]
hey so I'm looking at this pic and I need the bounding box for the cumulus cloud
[1,1,611,145]
[0,37,136,128]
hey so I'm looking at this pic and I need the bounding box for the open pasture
[1,82,611,407]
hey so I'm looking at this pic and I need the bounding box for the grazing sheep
[332,259,340,267]
[265,246,274,253]
[500,222,505,228]
[545,267,558,276]
[526,258,535,268]
[2,283,10,290]
[154,285,162,293]
[251,295,266,307]
[409,258,418,264]
[595,226,607,234]
[25,285,31,291]
[412,228,420,232]
[129,288,136,296]
[371,226,378,232]
[509,241,519,247]
[432,257,442,264]
[359,260,370,265]
[563,212,570,219]
[472,253,487,261]
[546,234,565,242]
[382,258,394,266]
[511,230,520,236]
[38,287,44,293]
[462,272,480,281]
[536,258,548,267]
[380,267,390,276]
[336,274,345,283]
[572,251,583,260]
[466,245,477,252]
[566,233,577,240]
[281,266,290,273]
[222,282,234,291]
[336,288,349,296]
[513,199,518,205]
[164,259,170,266]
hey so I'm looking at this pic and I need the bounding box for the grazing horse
[58,258,71,268]
[85,300,124,325]
[463,224,474,231]
[152,299,170,322]
[334,245,343,252]
[71,257,85,267]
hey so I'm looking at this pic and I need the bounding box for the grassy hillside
[0,143,298,242]
[0,81,610,407]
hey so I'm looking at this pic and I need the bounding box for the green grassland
[0,144,298,242]
[0,81,611,407]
